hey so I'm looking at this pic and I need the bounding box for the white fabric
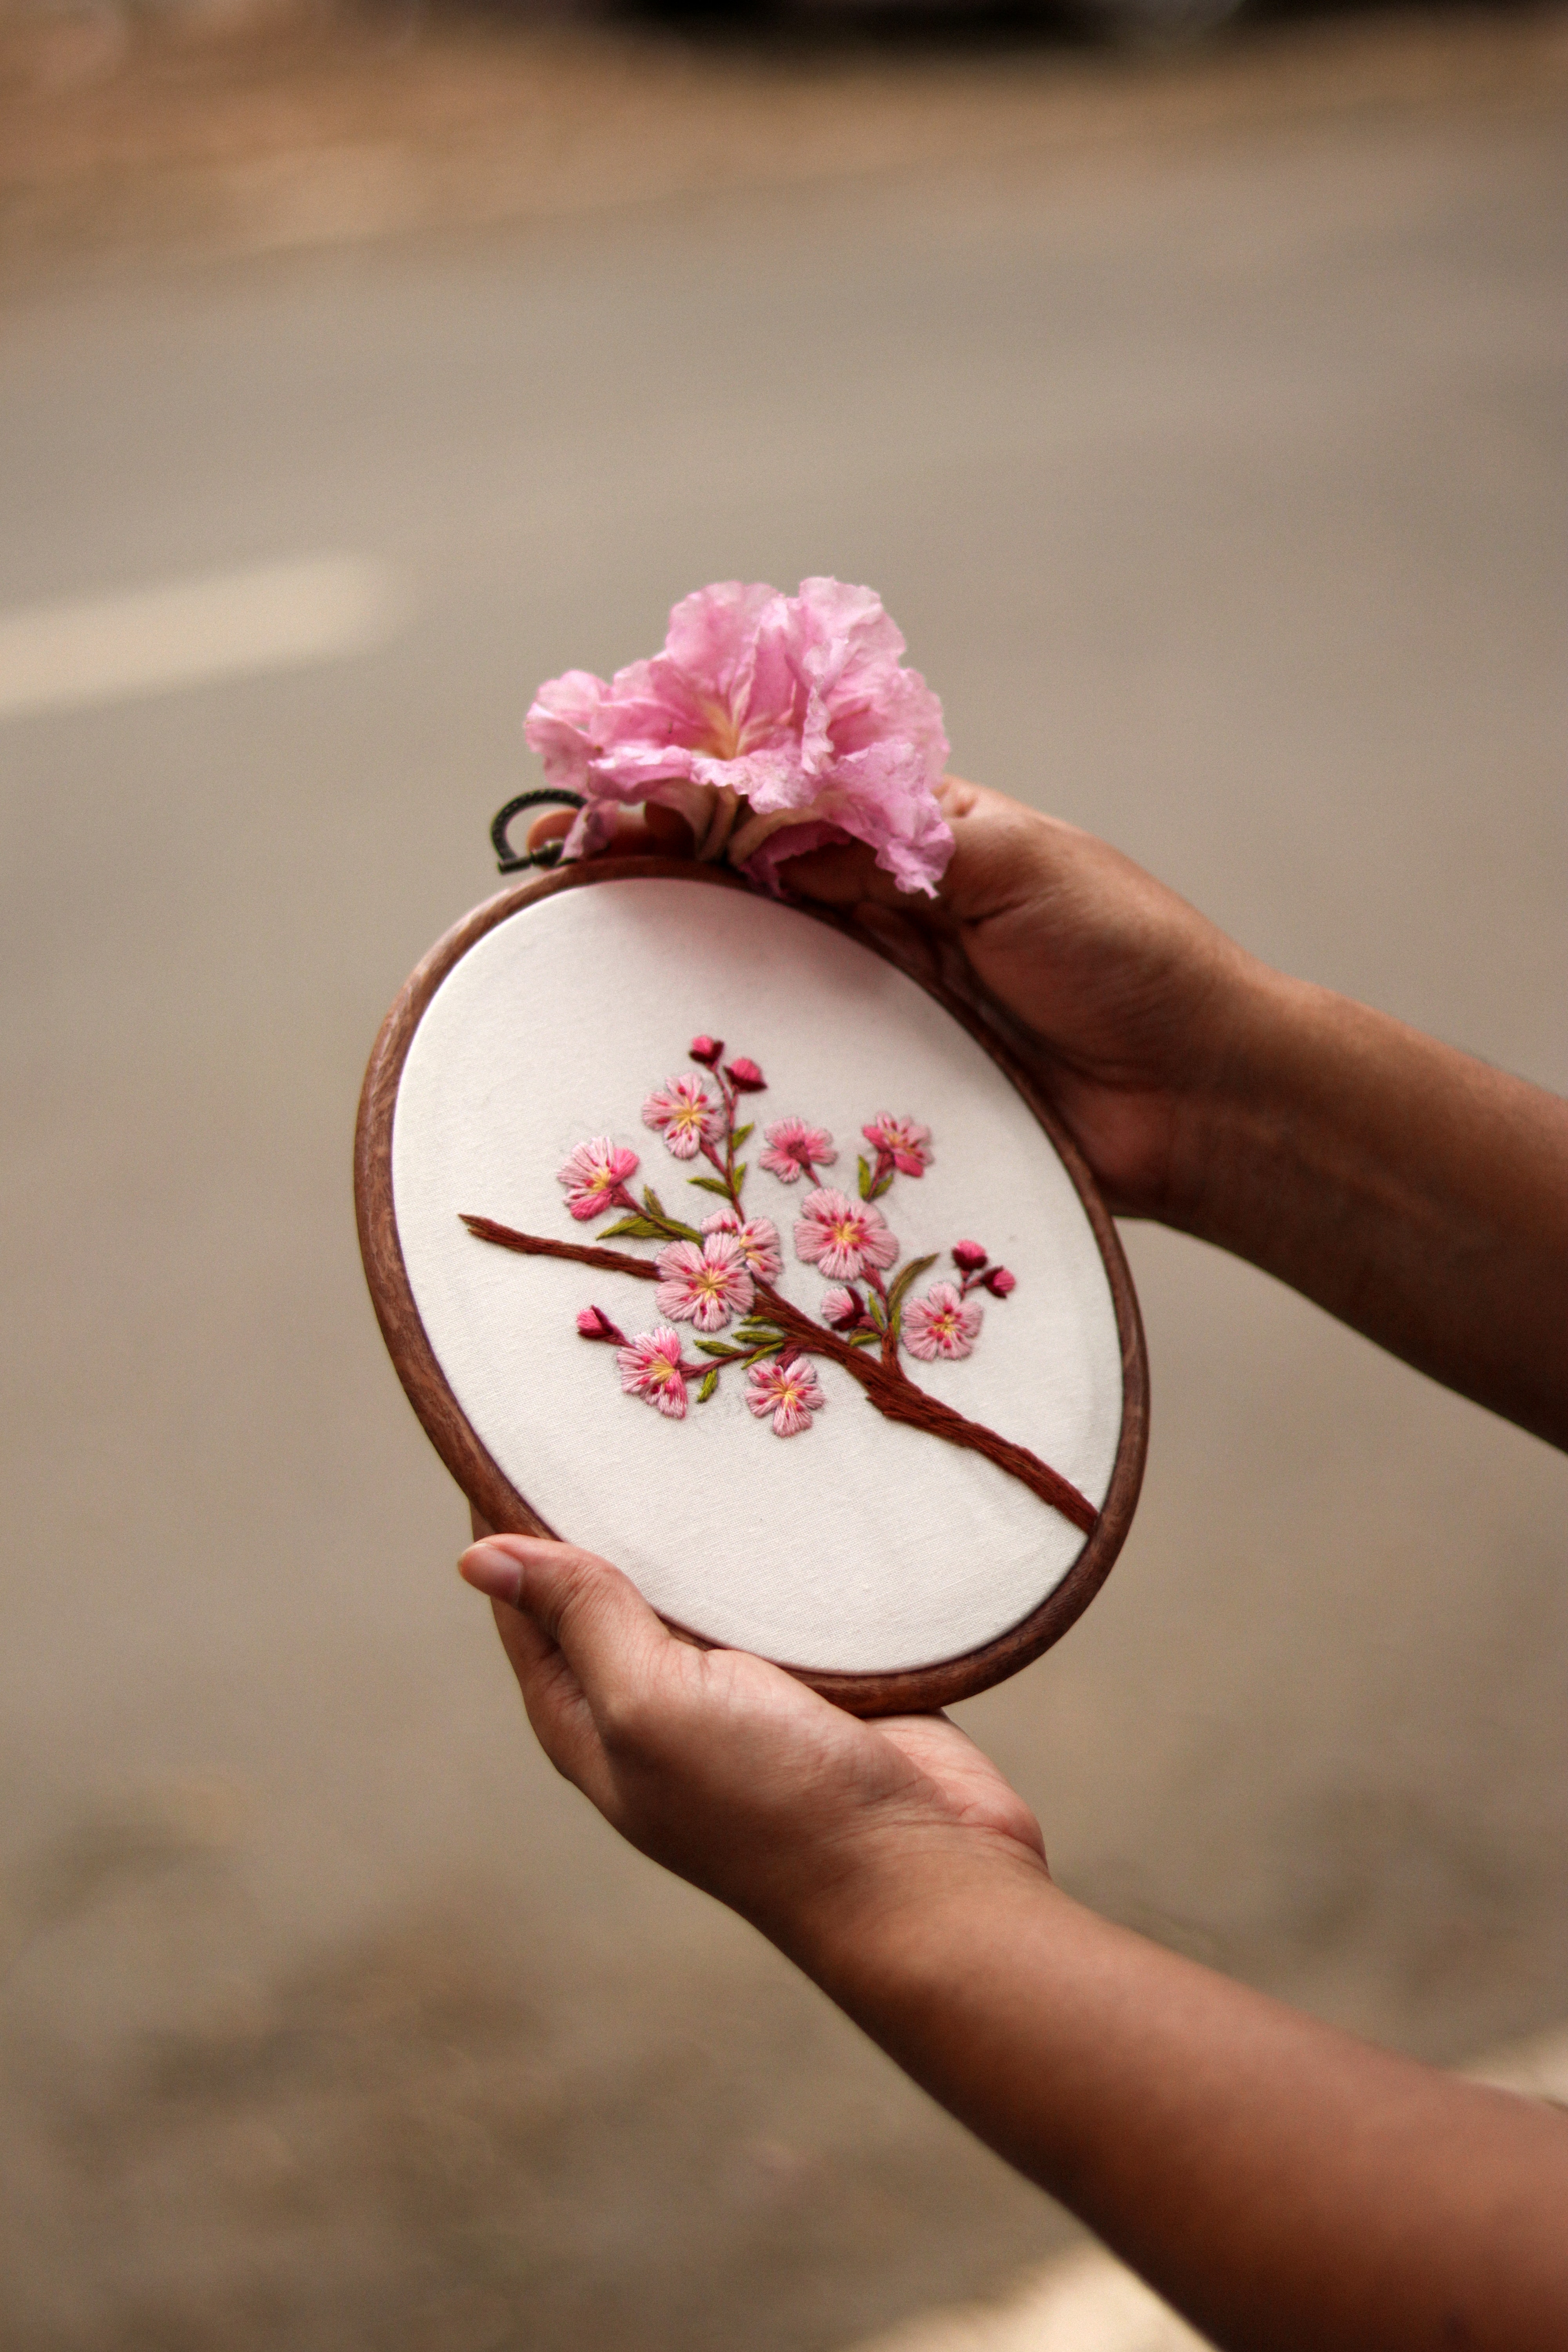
[391,878,1124,1675]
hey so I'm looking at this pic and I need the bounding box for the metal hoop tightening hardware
[490,790,586,875]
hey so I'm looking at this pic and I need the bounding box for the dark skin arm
[466,785,1568,2347]
[458,1532,1568,2352]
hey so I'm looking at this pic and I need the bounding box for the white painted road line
[0,554,407,721]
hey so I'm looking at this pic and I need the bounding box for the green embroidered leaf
[857,1154,873,1201]
[693,1341,741,1359]
[865,1290,887,1331]
[640,1187,702,1242]
[731,1161,748,1193]
[735,1321,784,1344]
[846,1330,879,1349]
[731,1123,754,1150]
[686,1174,734,1198]
[697,1367,720,1403]
[886,1254,937,1318]
[597,1215,661,1240]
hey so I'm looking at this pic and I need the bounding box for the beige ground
[0,9,1564,2350]
[2,2,1566,278]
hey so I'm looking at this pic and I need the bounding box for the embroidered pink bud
[821,1285,865,1329]
[689,1034,724,1067]
[724,1056,766,1093]
[984,1266,1017,1298]
[951,1240,988,1273]
[576,1305,626,1343]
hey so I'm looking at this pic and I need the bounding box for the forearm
[1169,967,1568,1448]
[789,1850,1568,2352]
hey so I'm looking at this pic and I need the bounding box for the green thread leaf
[886,1254,937,1318]
[731,1123,754,1150]
[597,1215,661,1240]
[857,1154,873,1202]
[697,1367,720,1403]
[686,1174,734,1198]
[695,1341,744,1359]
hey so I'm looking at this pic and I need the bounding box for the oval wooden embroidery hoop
[356,858,1149,1715]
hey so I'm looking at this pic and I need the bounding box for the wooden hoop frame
[355,859,1148,1715]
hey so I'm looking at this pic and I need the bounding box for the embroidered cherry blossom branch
[457,1215,1097,1535]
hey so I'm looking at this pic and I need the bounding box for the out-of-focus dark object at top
[639,0,1247,51]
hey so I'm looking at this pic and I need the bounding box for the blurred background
[1,0,1564,2344]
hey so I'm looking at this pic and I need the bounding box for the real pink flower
[556,1136,639,1221]
[724,1056,766,1093]
[902,1280,984,1362]
[576,1305,625,1343]
[689,1034,724,1067]
[951,1240,988,1273]
[524,577,954,896]
[746,1354,825,1438]
[760,1116,837,1184]
[863,1113,932,1177]
[794,1188,899,1283]
[642,1073,724,1160]
[984,1265,1017,1298]
[701,1208,782,1281]
[654,1234,755,1332]
[617,1327,691,1418]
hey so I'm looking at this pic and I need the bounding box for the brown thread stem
[459,1216,1099,1537]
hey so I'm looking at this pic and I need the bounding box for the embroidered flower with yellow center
[642,1073,725,1161]
[654,1234,756,1332]
[793,1187,900,1283]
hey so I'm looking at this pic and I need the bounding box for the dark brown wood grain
[354,857,1149,1716]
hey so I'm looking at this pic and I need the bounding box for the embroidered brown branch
[459,1214,1098,1535]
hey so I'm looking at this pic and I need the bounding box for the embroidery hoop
[356,858,1148,1715]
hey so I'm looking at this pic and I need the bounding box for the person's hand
[524,783,1262,1222]
[458,1533,1048,1958]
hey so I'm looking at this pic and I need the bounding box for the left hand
[459,1535,1048,1954]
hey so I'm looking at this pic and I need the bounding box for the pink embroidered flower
[701,1208,783,1281]
[617,1327,691,1417]
[984,1265,1017,1298]
[724,1056,766,1092]
[689,1034,723,1067]
[902,1280,984,1362]
[525,577,953,896]
[746,1354,825,1437]
[557,1136,639,1221]
[863,1113,932,1178]
[820,1285,866,1329]
[642,1074,724,1160]
[760,1116,837,1184]
[654,1234,755,1331]
[794,1188,899,1282]
[951,1240,988,1273]
[576,1305,625,1342]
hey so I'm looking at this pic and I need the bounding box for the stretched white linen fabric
[391,877,1123,1675]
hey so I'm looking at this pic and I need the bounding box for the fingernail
[459,1542,523,1604]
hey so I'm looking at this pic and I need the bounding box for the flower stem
[460,1217,1099,1536]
